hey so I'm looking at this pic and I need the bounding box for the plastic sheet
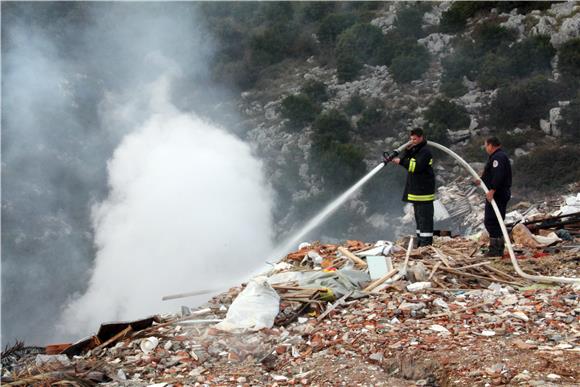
[215,277,280,332]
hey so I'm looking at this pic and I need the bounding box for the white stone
[514,148,528,157]
[500,14,526,38]
[407,282,432,292]
[547,373,562,380]
[481,330,496,337]
[510,311,530,322]
[551,14,580,47]
[549,107,562,137]
[399,301,426,311]
[418,33,453,54]
[530,16,557,36]
[429,324,451,335]
[500,294,518,306]
[540,119,551,134]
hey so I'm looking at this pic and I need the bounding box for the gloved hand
[382,150,399,164]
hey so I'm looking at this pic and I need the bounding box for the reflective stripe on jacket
[399,141,436,203]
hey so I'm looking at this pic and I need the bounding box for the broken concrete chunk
[407,282,432,292]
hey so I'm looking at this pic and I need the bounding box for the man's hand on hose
[392,157,401,165]
[486,189,495,202]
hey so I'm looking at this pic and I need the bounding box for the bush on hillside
[424,98,470,145]
[514,146,580,191]
[439,2,492,33]
[477,53,516,89]
[472,22,517,54]
[301,79,329,103]
[390,44,430,83]
[440,77,468,98]
[558,38,580,79]
[257,2,294,26]
[312,109,352,151]
[336,53,363,82]
[438,2,552,33]
[300,2,336,23]
[336,23,388,66]
[510,35,555,77]
[335,23,391,81]
[314,143,367,191]
[317,12,357,45]
[280,94,317,130]
[394,6,428,39]
[344,94,365,115]
[250,23,298,67]
[488,75,566,129]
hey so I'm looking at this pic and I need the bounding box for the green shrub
[280,94,317,130]
[357,102,385,133]
[514,145,580,191]
[317,12,357,45]
[424,98,470,144]
[472,22,517,54]
[477,53,515,89]
[438,2,551,34]
[250,23,298,67]
[336,23,388,66]
[558,38,580,79]
[336,53,363,82]
[390,44,430,83]
[344,94,365,115]
[336,23,392,80]
[314,143,367,191]
[499,131,539,154]
[300,2,336,23]
[488,75,566,129]
[425,123,451,145]
[559,92,580,142]
[394,6,428,39]
[257,2,295,26]
[212,59,258,90]
[312,109,352,151]
[425,98,470,130]
[439,2,492,33]
[301,79,329,103]
[510,35,555,77]
[440,77,468,98]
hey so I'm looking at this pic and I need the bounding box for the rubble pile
[2,197,580,386]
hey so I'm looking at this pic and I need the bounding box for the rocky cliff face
[235,1,580,242]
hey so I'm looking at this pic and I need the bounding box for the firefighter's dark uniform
[481,148,512,255]
[399,140,436,247]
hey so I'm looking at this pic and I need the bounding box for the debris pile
[2,197,579,386]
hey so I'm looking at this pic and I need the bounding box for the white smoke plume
[59,75,274,339]
[1,2,275,343]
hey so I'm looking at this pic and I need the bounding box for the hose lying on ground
[428,141,579,285]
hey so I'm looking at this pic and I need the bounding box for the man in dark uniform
[392,128,436,247]
[477,136,512,256]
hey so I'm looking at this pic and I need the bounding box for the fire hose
[403,141,579,285]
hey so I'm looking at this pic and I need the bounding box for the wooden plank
[428,261,442,280]
[93,326,132,352]
[362,268,398,292]
[337,247,367,268]
[317,291,354,321]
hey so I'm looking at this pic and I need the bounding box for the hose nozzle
[382,150,399,164]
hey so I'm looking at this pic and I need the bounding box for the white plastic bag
[215,276,280,332]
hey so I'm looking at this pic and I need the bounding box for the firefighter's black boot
[486,238,504,257]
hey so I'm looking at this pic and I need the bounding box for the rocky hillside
[200,1,580,242]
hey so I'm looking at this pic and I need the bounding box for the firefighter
[392,128,436,247]
[476,136,512,256]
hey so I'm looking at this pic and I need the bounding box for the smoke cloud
[2,3,273,344]
[59,75,274,339]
